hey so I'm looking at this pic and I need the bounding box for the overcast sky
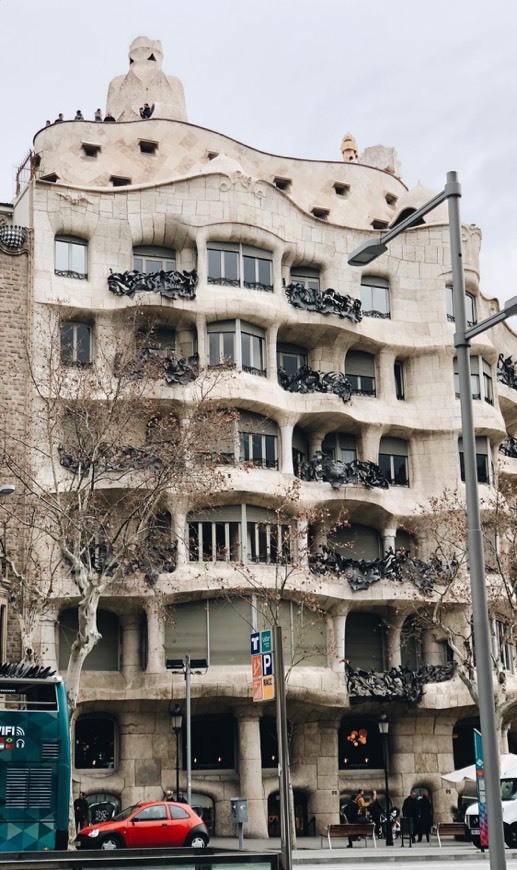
[1,0,516,305]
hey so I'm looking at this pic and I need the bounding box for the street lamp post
[378,714,393,846]
[169,702,183,800]
[349,171,517,870]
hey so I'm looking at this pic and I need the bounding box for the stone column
[272,244,283,298]
[266,323,279,381]
[40,608,59,670]
[121,610,142,682]
[195,229,208,287]
[145,601,165,674]
[279,423,294,474]
[378,348,395,401]
[386,611,406,668]
[383,526,397,552]
[304,719,340,830]
[330,613,347,672]
[235,707,269,837]
[195,313,207,366]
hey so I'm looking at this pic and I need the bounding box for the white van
[465,768,517,848]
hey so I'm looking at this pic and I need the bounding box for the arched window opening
[133,245,176,274]
[345,350,376,396]
[322,432,357,463]
[75,714,117,770]
[208,319,266,376]
[452,717,480,769]
[189,715,235,770]
[401,616,424,670]
[332,524,382,562]
[378,436,409,486]
[445,285,477,327]
[208,243,273,292]
[459,436,491,484]
[338,716,385,770]
[59,608,120,671]
[345,612,386,671]
[360,276,390,318]
[55,235,88,279]
[238,411,279,469]
[277,342,308,375]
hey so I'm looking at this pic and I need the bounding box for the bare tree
[0,308,236,715]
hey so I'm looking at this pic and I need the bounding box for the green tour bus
[0,662,70,851]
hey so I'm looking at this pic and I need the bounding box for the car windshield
[112,805,138,821]
[500,779,517,801]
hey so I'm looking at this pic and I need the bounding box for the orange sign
[252,655,263,678]
[252,677,264,702]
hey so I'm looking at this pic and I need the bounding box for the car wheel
[99,835,124,850]
[187,834,208,848]
[504,823,517,849]
[471,835,481,849]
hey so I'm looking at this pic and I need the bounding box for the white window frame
[289,267,320,291]
[55,236,88,278]
[360,276,390,318]
[345,350,376,396]
[188,505,292,564]
[133,246,176,274]
[60,321,93,365]
[454,355,493,404]
[446,285,477,327]
[378,437,409,486]
[207,242,273,292]
[208,320,266,376]
[459,435,491,484]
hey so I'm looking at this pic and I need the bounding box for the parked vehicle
[465,768,517,849]
[74,800,209,850]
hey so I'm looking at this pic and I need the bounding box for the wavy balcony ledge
[310,546,455,593]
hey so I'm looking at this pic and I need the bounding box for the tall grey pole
[275,625,292,870]
[185,655,192,806]
[447,170,506,869]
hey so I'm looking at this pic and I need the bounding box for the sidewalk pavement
[209,835,488,862]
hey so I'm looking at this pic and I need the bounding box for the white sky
[1,0,516,305]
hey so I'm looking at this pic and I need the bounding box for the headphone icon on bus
[16,738,25,749]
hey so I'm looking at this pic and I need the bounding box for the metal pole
[447,170,506,870]
[383,735,393,846]
[274,625,292,870]
[185,655,192,806]
[175,728,180,800]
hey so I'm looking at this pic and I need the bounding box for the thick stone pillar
[303,719,340,830]
[195,229,208,287]
[266,323,279,382]
[235,707,269,837]
[40,609,59,670]
[279,423,294,474]
[121,610,142,682]
[386,611,405,668]
[195,312,207,366]
[145,601,165,674]
[330,613,347,672]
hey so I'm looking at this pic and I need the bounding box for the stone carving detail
[285,282,363,323]
[309,546,451,593]
[107,268,197,300]
[278,366,352,404]
[500,436,517,458]
[219,171,267,199]
[498,353,517,390]
[0,225,28,251]
[346,661,456,704]
[301,452,388,490]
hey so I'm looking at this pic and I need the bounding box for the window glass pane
[393,455,409,485]
[188,522,200,559]
[251,434,262,461]
[241,333,251,367]
[75,717,115,769]
[243,256,256,284]
[240,433,250,461]
[265,435,276,466]
[345,613,385,670]
[202,522,213,560]
[361,286,373,309]
[70,243,86,274]
[144,258,162,274]
[223,332,235,361]
[471,373,481,399]
[209,333,220,365]
[223,250,239,282]
[165,602,208,660]
[378,454,391,481]
[293,607,327,666]
[208,249,221,280]
[55,240,69,271]
[372,285,388,313]
[477,454,489,483]
[76,324,91,364]
[209,599,251,664]
[133,257,143,272]
[258,258,272,286]
[60,323,74,361]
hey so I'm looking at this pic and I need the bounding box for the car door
[125,804,171,847]
[166,804,193,845]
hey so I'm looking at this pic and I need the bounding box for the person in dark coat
[341,795,359,848]
[416,790,433,842]
[368,789,383,836]
[73,791,89,832]
[402,788,418,842]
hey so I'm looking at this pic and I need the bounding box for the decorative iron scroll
[0,225,27,250]
[129,349,199,384]
[59,443,165,475]
[500,437,517,458]
[278,366,352,404]
[309,546,452,594]
[108,268,197,300]
[346,661,456,704]
[54,270,88,280]
[285,282,363,323]
[498,354,517,390]
[361,308,390,319]
[301,452,388,490]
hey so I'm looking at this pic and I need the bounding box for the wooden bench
[432,822,468,847]
[321,822,377,848]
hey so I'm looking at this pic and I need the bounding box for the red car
[74,800,210,850]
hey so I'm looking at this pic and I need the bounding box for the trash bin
[230,798,248,823]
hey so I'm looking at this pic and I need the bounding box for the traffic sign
[251,630,276,701]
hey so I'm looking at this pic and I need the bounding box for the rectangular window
[60,322,92,365]
[454,356,493,404]
[394,360,405,400]
[82,143,101,158]
[378,453,409,486]
[446,286,477,327]
[459,436,490,484]
[188,520,241,562]
[493,619,515,673]
[207,244,272,291]
[360,276,390,318]
[239,432,278,469]
[55,237,88,278]
[289,268,320,291]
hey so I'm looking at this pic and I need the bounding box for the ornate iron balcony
[309,546,454,593]
[108,268,197,300]
[278,365,352,404]
[285,281,362,323]
[498,353,517,390]
[346,661,456,704]
[300,453,388,490]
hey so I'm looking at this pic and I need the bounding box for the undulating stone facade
[4,35,517,837]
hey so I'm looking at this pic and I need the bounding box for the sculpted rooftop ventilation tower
[106,35,188,122]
